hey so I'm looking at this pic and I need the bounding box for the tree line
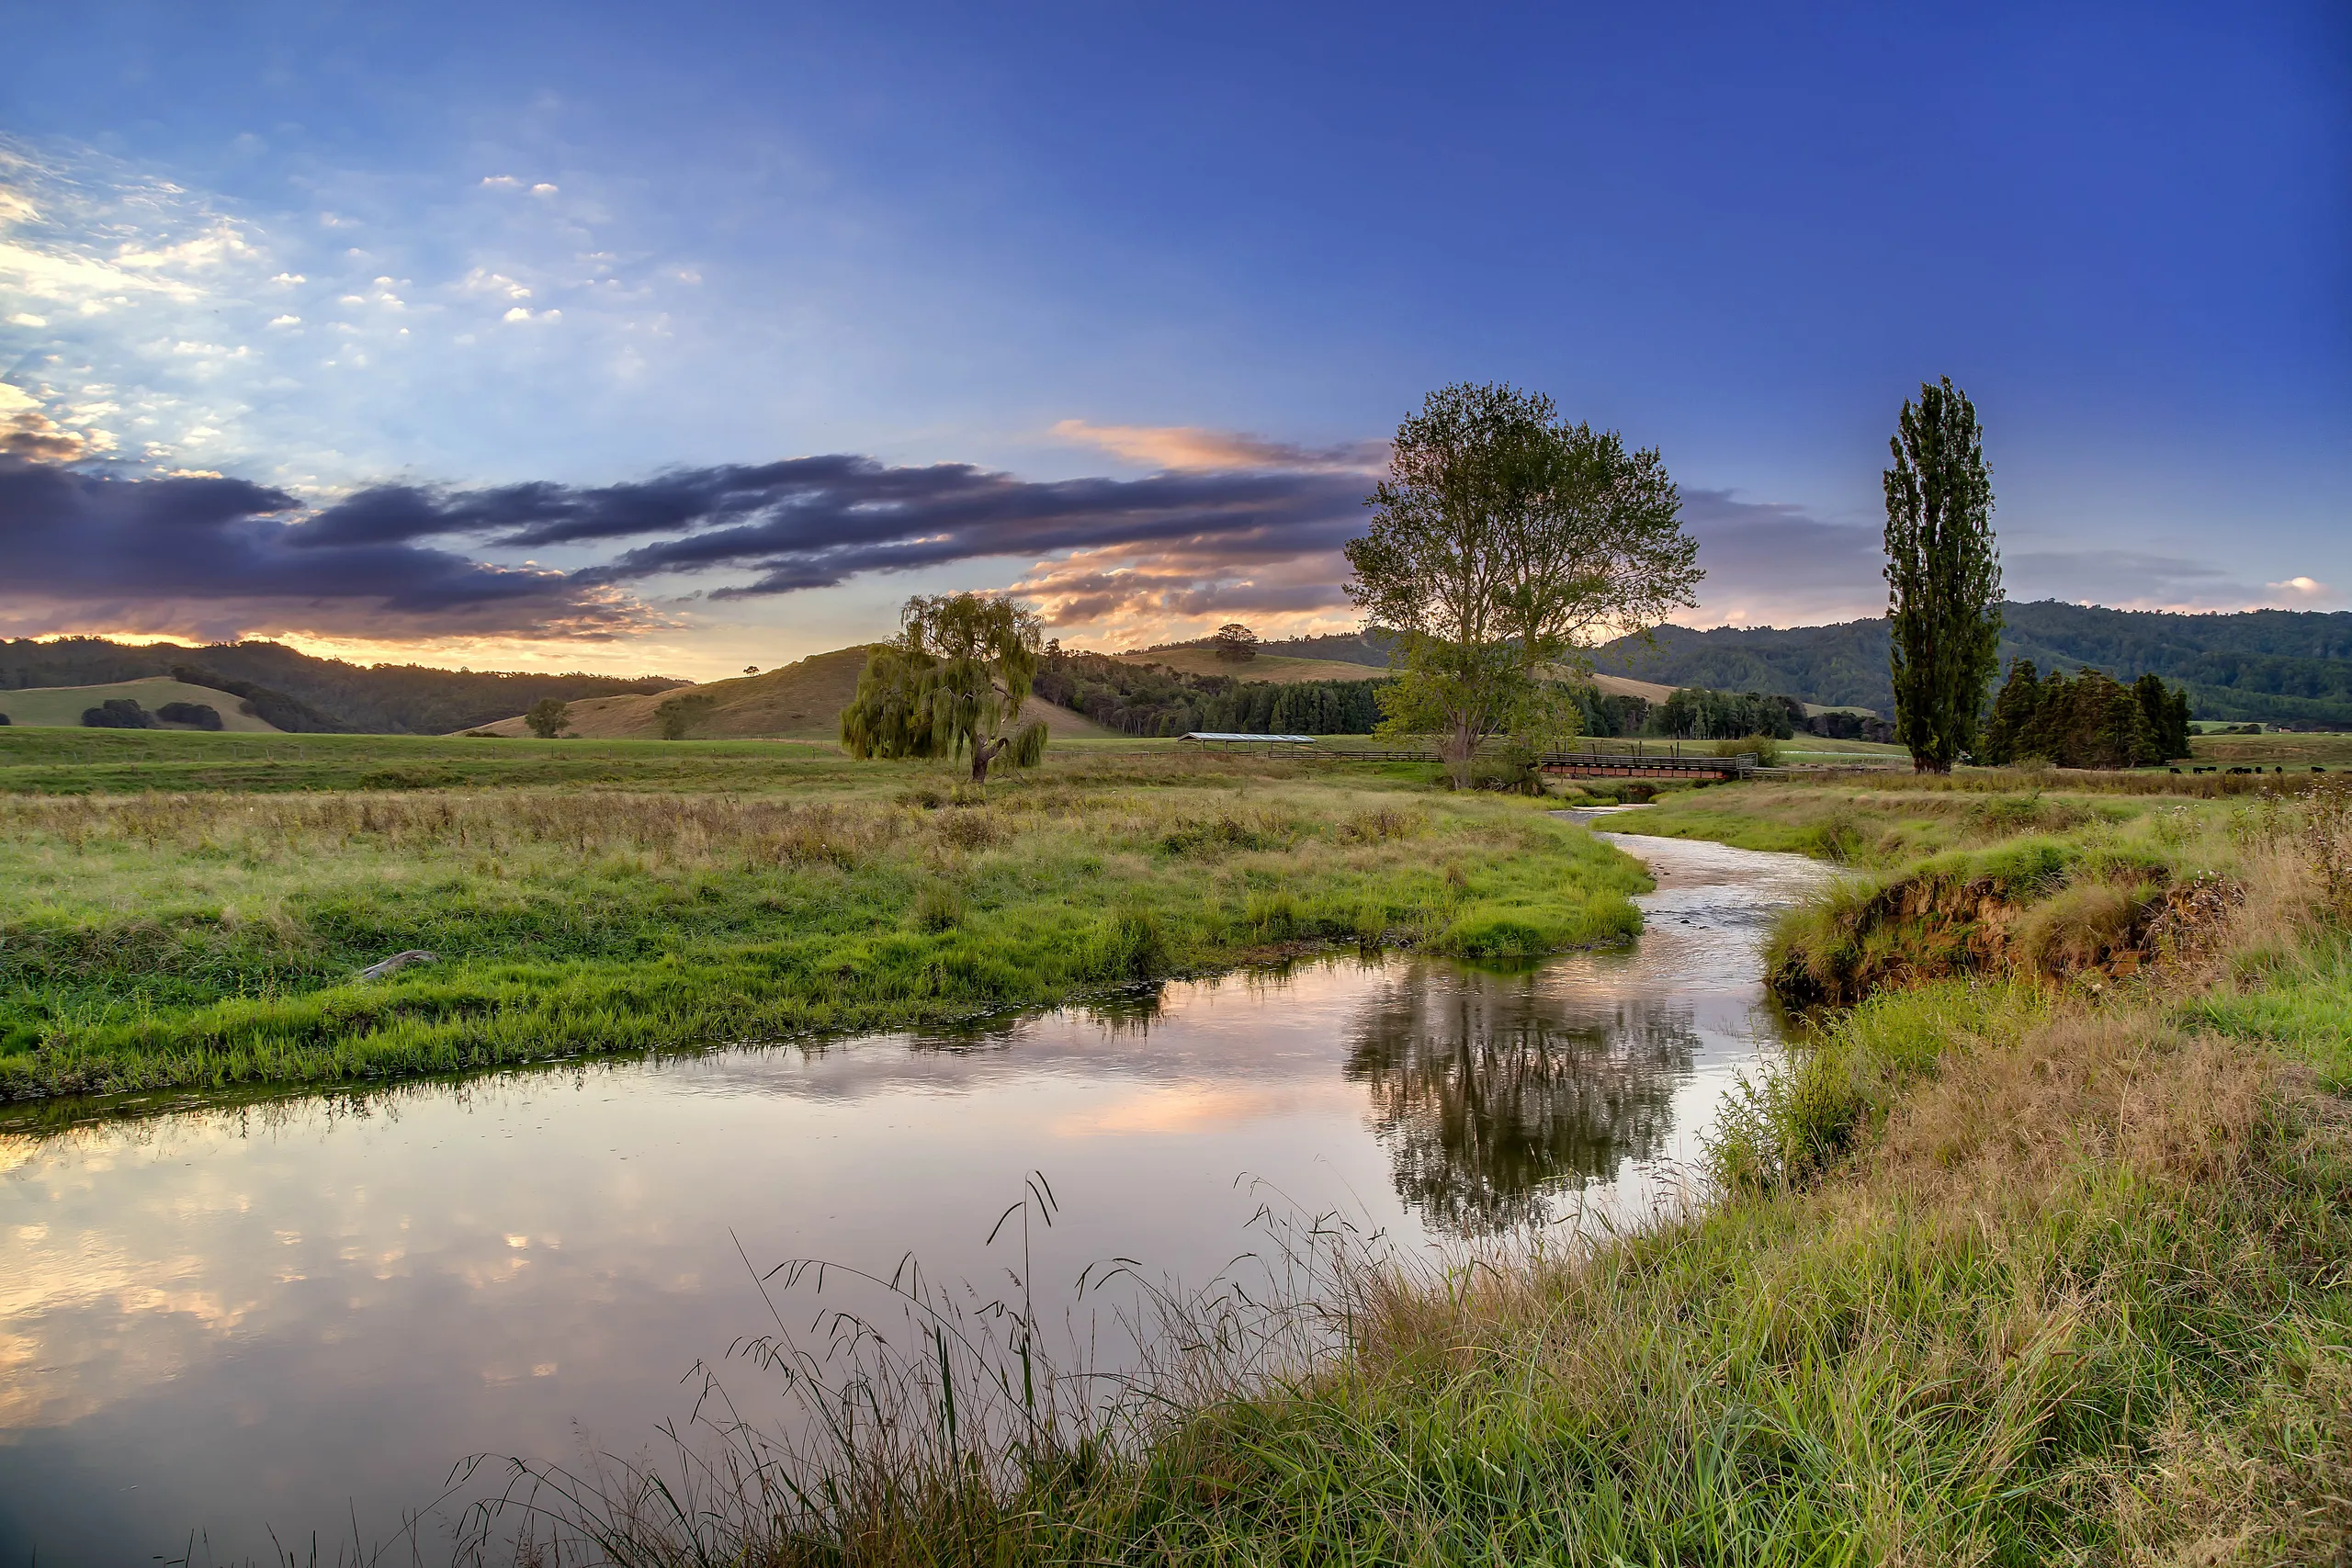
[1031,650,1385,736]
[1981,662,2192,768]
[1585,603,2352,730]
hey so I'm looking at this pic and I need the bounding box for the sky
[1,0,2345,679]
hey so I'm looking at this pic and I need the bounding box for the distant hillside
[1591,603,2352,727]
[467,645,1114,741]
[0,677,284,732]
[0,637,687,734]
[1138,631,1397,669]
[1115,647,1392,683]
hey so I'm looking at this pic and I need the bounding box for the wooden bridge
[1539,749,1759,780]
[1320,745,1764,780]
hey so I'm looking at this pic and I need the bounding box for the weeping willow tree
[840,593,1051,784]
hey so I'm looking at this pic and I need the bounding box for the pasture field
[2191,728,2352,768]
[532,764,2352,1565]
[0,732,1646,1104]
[0,677,284,732]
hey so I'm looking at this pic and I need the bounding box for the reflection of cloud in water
[1049,1081,1357,1137]
[1346,964,1701,1235]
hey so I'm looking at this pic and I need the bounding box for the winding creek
[0,823,1830,1563]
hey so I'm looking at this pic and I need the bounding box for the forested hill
[1589,602,2352,727]
[0,637,687,733]
[1137,630,1398,666]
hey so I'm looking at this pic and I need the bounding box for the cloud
[252,455,1919,652]
[1640,488,1884,628]
[0,459,664,642]
[0,383,109,463]
[286,456,1370,605]
[1049,418,1386,473]
[2268,574,2333,601]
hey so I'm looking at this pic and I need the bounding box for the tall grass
[433,779,2352,1565]
[0,772,1645,1101]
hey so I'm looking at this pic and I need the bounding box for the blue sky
[2,0,2344,676]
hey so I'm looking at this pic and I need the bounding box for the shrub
[524,697,571,739]
[81,698,157,728]
[1712,733,1781,765]
[910,882,966,932]
[156,701,223,730]
[655,691,715,739]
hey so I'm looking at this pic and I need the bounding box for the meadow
[488,762,2352,1565]
[0,731,1648,1104]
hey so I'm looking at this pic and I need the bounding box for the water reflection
[0,829,1833,1565]
[1348,972,1699,1232]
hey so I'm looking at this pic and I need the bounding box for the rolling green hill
[1115,646,1393,682]
[468,645,1115,741]
[0,637,686,733]
[1590,602,2352,727]
[0,678,284,731]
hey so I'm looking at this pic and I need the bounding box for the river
[0,824,1828,1564]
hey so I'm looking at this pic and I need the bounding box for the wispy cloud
[2003,549,2344,613]
[1048,419,1385,474]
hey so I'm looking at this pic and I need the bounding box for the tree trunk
[1447,719,1477,790]
[969,735,1006,785]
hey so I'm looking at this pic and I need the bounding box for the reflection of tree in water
[1344,965,1700,1235]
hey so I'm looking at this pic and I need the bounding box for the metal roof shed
[1177,732,1318,745]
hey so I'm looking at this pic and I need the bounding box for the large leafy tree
[1883,378,2002,773]
[1344,382,1702,786]
[840,592,1050,784]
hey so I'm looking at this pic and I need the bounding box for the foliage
[2132,670,2194,759]
[1653,685,1797,740]
[1883,378,2003,772]
[842,593,1051,783]
[1209,622,1259,662]
[1980,659,2189,767]
[1035,649,1386,735]
[524,696,571,739]
[154,700,222,730]
[79,697,157,729]
[654,691,716,739]
[1345,383,1701,784]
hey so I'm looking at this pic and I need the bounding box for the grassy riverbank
[0,735,1646,1102]
[523,769,2352,1563]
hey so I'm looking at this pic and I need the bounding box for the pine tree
[1980,658,2044,764]
[1884,378,2002,773]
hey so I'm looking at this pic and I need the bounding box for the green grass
[1611,777,2240,869]
[0,726,851,795]
[0,741,1645,1103]
[2188,935,2352,1089]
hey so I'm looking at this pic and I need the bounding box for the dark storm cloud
[0,459,652,639]
[295,457,1372,597]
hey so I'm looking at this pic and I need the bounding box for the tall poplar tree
[1883,378,2002,773]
